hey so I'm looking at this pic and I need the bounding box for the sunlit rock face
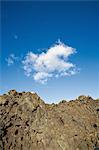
[0,90,99,150]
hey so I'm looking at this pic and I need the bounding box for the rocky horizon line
[0,89,98,104]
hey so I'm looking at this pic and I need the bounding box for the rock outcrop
[0,90,99,150]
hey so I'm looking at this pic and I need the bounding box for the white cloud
[22,40,78,83]
[34,72,53,84]
[6,54,18,66]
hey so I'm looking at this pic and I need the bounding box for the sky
[1,1,99,103]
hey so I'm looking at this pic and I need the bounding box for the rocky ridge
[0,90,99,150]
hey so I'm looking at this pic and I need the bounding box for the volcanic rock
[0,90,99,150]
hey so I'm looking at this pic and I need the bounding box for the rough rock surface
[0,90,99,150]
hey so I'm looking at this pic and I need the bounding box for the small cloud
[13,34,18,40]
[22,40,79,84]
[6,54,18,66]
[34,72,53,84]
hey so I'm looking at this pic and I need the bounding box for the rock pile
[0,90,99,150]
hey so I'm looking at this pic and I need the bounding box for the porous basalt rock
[0,90,99,150]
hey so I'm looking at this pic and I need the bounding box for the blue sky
[1,1,99,103]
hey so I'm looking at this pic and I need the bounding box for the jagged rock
[8,89,18,96]
[0,90,99,150]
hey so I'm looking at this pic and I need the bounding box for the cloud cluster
[22,41,77,83]
[6,54,18,66]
